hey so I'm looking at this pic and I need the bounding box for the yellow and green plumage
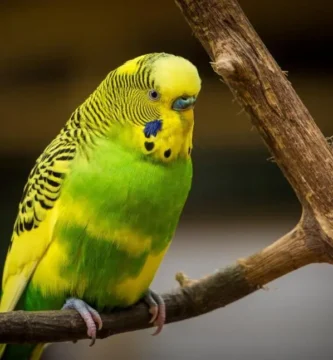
[0,53,201,359]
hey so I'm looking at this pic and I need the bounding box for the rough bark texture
[175,0,333,261]
[0,0,333,345]
[0,228,315,344]
[0,264,254,343]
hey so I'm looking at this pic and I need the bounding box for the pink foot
[62,297,103,346]
[144,290,166,336]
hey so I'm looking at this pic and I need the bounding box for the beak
[172,96,197,111]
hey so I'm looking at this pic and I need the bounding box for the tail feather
[1,344,46,360]
[0,346,6,359]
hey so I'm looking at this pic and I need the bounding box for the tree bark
[1,0,333,345]
[175,0,333,260]
[0,226,321,344]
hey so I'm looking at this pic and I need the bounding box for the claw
[149,305,159,324]
[62,297,103,346]
[144,289,166,336]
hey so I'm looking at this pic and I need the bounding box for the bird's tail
[0,277,47,359]
[0,344,46,360]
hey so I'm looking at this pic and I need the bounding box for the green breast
[67,139,192,251]
[27,138,193,310]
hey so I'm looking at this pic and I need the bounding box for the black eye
[148,90,160,101]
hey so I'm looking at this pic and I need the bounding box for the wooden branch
[0,227,321,344]
[179,0,333,210]
[174,0,333,258]
[1,0,333,345]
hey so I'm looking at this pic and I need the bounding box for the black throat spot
[144,141,155,151]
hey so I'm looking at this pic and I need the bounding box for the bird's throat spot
[144,142,155,151]
[164,149,171,158]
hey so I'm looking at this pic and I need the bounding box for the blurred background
[1,0,333,359]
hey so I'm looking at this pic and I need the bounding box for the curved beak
[172,96,197,111]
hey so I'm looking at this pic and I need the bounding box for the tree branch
[176,0,333,213]
[0,227,321,344]
[1,0,333,345]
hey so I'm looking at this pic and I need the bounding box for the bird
[0,52,201,360]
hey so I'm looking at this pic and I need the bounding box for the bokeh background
[1,0,333,359]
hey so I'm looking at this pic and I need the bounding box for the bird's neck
[65,82,112,135]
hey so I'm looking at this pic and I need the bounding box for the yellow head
[87,53,201,162]
[115,53,201,117]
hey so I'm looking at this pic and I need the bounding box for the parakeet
[0,52,201,360]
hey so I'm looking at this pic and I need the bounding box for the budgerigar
[0,53,201,360]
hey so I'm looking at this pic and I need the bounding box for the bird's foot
[62,297,103,346]
[144,289,166,336]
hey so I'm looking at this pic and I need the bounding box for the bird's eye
[148,90,160,101]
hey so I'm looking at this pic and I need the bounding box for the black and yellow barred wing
[13,138,76,237]
[0,133,77,313]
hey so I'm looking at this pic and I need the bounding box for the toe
[151,303,166,336]
[87,305,103,330]
[144,290,166,336]
[61,298,102,346]
[149,305,159,324]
